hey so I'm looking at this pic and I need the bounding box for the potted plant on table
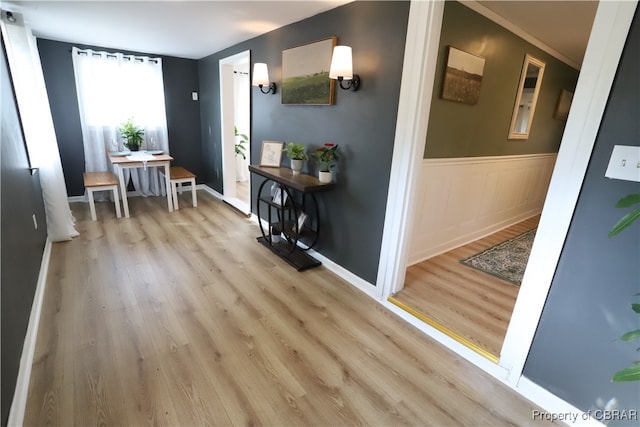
[312,143,338,183]
[284,142,308,174]
[119,117,144,151]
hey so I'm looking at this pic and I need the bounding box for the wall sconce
[329,46,360,91]
[252,63,276,94]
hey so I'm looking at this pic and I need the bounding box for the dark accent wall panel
[37,39,202,196]
[1,39,48,427]
[425,1,580,158]
[524,10,639,423]
[198,1,410,283]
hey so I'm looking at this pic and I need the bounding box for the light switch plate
[191,91,198,101]
[605,145,640,182]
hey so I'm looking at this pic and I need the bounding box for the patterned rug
[460,228,537,285]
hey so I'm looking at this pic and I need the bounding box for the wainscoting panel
[408,154,557,265]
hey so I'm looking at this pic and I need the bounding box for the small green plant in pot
[284,142,307,174]
[312,143,338,183]
[119,117,144,151]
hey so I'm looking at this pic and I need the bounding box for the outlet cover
[605,145,640,182]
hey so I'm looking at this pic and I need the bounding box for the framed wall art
[441,46,486,105]
[282,37,336,105]
[259,141,283,167]
[554,89,573,120]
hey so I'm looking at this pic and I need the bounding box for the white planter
[318,171,332,183]
[290,159,303,174]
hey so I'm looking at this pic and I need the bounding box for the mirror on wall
[508,54,546,139]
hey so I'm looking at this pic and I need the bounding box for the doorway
[391,2,595,362]
[219,50,251,215]
[378,0,634,385]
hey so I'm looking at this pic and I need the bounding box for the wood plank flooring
[394,216,540,359]
[24,196,555,426]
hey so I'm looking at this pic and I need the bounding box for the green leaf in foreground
[615,193,640,208]
[609,208,640,237]
[612,365,640,382]
[620,329,640,341]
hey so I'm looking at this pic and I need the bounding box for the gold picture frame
[282,37,336,105]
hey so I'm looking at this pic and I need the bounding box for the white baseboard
[516,377,605,426]
[248,214,378,298]
[69,184,223,203]
[198,184,223,200]
[8,238,52,427]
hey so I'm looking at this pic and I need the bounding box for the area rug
[460,228,537,285]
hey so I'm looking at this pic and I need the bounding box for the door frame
[219,50,251,214]
[377,0,637,386]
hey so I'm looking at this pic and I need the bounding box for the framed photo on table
[272,187,288,206]
[260,141,283,167]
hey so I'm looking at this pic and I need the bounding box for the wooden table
[249,165,334,270]
[108,153,174,217]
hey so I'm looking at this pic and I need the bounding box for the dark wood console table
[249,165,335,271]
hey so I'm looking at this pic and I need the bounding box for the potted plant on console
[119,117,144,152]
[284,142,307,175]
[312,143,338,183]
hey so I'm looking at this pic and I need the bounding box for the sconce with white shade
[252,63,276,94]
[329,46,360,91]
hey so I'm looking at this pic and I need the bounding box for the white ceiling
[477,1,598,67]
[2,0,353,59]
[3,1,597,65]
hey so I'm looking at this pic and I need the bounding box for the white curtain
[71,47,169,197]
[234,71,250,182]
[1,14,78,241]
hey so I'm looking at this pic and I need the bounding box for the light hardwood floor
[394,216,540,359]
[24,197,554,426]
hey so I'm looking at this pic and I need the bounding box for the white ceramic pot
[290,159,303,174]
[318,171,332,184]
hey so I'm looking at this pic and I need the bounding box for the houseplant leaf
[620,329,640,342]
[612,365,640,382]
[614,193,640,208]
[608,208,640,237]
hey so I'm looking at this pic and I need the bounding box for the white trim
[305,248,378,298]
[219,50,251,216]
[8,238,52,427]
[408,153,556,265]
[516,377,605,427]
[421,152,556,166]
[69,185,223,203]
[198,184,223,200]
[248,213,378,297]
[376,0,445,298]
[500,0,638,384]
[460,0,580,69]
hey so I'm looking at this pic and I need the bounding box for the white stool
[83,172,122,221]
[159,166,197,210]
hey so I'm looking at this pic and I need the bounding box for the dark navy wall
[37,39,202,196]
[198,1,410,283]
[524,10,640,423]
[1,39,48,427]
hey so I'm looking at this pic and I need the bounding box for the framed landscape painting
[441,46,485,105]
[282,37,336,105]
